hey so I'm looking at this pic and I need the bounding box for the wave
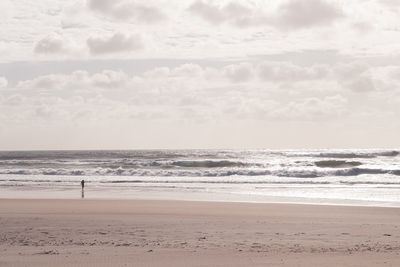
[316,151,399,159]
[0,167,271,177]
[1,167,400,178]
[171,160,247,168]
[315,160,362,168]
[106,180,331,185]
[340,181,400,185]
[269,168,399,178]
[0,177,340,185]
[4,176,400,187]
[333,168,388,176]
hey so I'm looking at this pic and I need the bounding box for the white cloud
[332,62,378,93]
[271,95,348,120]
[0,77,8,88]
[188,1,257,26]
[188,1,225,25]
[17,74,68,91]
[2,94,26,106]
[34,34,67,54]
[257,62,329,81]
[352,22,374,33]
[87,32,143,55]
[91,70,129,88]
[16,70,132,92]
[3,60,400,148]
[13,60,389,99]
[379,0,400,7]
[0,0,14,21]
[0,0,399,62]
[189,0,344,30]
[33,33,84,57]
[61,1,89,29]
[87,0,166,23]
[9,61,393,126]
[223,63,253,83]
[275,0,344,30]
[333,62,370,81]
[345,75,376,93]
[170,64,203,77]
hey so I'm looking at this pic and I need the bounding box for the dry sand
[1,199,400,266]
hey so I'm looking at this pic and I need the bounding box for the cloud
[34,35,66,54]
[17,70,131,92]
[0,0,13,20]
[223,63,253,83]
[7,60,397,129]
[33,34,81,56]
[271,95,348,120]
[189,0,343,30]
[87,0,166,23]
[275,0,344,30]
[17,74,68,91]
[188,1,224,25]
[91,70,129,88]
[379,0,400,7]
[61,1,89,29]
[387,66,400,81]
[2,94,26,106]
[87,33,143,55]
[169,63,203,77]
[188,1,267,27]
[333,62,369,80]
[0,77,8,88]
[257,62,328,81]
[15,61,385,98]
[142,61,331,84]
[345,75,376,93]
[352,22,373,33]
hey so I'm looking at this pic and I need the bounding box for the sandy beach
[0,199,399,266]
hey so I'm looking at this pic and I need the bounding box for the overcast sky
[1,0,400,150]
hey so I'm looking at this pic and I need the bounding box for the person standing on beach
[81,180,85,199]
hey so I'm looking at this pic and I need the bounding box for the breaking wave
[1,167,400,178]
[316,151,399,159]
[171,160,247,168]
[314,160,362,168]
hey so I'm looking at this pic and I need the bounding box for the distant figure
[81,180,85,199]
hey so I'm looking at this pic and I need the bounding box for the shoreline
[1,196,400,209]
[1,198,399,217]
[0,197,400,209]
[2,185,400,208]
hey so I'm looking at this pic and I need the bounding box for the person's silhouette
[81,180,85,199]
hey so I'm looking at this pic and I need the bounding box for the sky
[1,0,400,150]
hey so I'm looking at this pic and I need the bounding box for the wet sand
[1,199,400,266]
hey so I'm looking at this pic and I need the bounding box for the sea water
[0,149,399,206]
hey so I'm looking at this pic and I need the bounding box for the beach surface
[1,199,400,267]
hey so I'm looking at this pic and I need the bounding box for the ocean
[1,149,400,206]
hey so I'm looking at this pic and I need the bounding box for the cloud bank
[189,0,344,30]
[3,61,397,126]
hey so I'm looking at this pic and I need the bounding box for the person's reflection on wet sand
[81,179,85,199]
